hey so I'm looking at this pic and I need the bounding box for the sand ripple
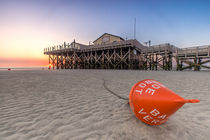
[0,70,210,140]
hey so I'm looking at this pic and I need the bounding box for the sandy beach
[0,70,209,140]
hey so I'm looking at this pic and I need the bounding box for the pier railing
[177,45,210,57]
[44,39,148,54]
[43,40,181,54]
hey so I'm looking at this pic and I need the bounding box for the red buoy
[129,79,199,125]
[8,68,11,71]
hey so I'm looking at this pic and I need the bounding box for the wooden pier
[176,46,210,71]
[44,33,210,71]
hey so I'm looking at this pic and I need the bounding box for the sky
[0,0,210,67]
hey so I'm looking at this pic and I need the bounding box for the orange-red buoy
[129,79,199,125]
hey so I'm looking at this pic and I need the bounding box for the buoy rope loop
[102,79,129,101]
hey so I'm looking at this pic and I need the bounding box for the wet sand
[0,70,209,140]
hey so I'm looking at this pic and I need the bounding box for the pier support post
[128,47,131,69]
[56,55,59,69]
[48,55,51,69]
[155,53,158,70]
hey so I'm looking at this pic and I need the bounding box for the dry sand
[0,70,209,140]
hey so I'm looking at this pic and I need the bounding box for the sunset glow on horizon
[1,0,210,67]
